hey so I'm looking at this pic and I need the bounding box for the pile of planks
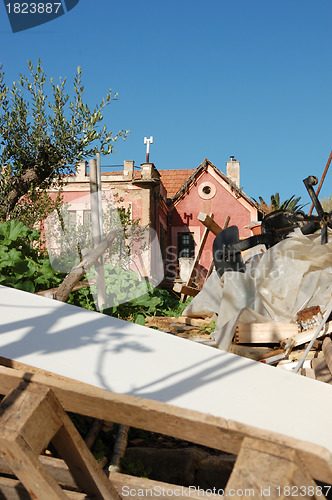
[0,359,331,498]
[171,307,332,382]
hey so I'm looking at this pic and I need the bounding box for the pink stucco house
[50,157,258,283]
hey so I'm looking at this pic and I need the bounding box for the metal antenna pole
[96,153,104,240]
[144,136,153,163]
[89,158,106,310]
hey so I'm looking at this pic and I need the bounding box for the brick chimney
[226,156,240,187]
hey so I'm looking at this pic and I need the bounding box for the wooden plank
[173,317,213,327]
[226,437,320,499]
[173,283,200,296]
[234,322,299,344]
[109,472,221,499]
[0,454,77,490]
[0,384,120,500]
[0,366,332,485]
[0,455,221,499]
[2,287,332,484]
[0,477,88,499]
[186,214,213,288]
[228,344,273,361]
[280,322,332,352]
[197,212,223,236]
[0,381,62,455]
[0,432,69,499]
[203,215,231,282]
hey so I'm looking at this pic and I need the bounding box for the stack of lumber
[177,306,332,379]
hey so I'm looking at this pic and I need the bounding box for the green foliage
[0,220,63,293]
[0,60,129,220]
[0,219,185,324]
[47,191,148,274]
[103,269,190,322]
[199,320,216,335]
[67,264,190,322]
[253,193,307,215]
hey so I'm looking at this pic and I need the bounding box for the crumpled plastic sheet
[183,229,332,350]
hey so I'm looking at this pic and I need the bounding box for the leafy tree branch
[0,60,129,221]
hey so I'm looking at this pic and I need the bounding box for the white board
[0,285,331,454]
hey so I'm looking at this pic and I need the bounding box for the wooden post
[179,213,214,302]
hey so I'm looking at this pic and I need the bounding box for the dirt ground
[144,315,212,339]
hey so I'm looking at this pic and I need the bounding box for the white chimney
[226,156,240,187]
[124,160,134,180]
[76,161,87,180]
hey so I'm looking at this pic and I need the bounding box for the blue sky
[0,0,332,207]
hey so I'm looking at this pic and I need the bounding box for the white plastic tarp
[184,229,332,349]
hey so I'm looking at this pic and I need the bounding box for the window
[198,181,216,200]
[178,232,195,258]
[83,210,91,226]
[67,211,76,227]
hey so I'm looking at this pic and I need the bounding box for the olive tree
[0,59,128,223]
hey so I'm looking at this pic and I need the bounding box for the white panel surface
[0,286,331,453]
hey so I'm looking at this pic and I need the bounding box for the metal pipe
[89,158,106,310]
[308,150,332,216]
[96,153,104,240]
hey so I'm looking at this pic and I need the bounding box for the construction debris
[178,191,332,381]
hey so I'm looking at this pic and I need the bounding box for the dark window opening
[202,185,211,195]
[178,232,195,259]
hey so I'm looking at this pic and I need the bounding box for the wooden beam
[173,283,200,297]
[109,472,221,499]
[280,322,332,352]
[179,213,214,302]
[0,365,331,484]
[0,383,120,500]
[228,344,273,361]
[226,437,320,499]
[197,212,223,235]
[0,477,88,499]
[0,455,221,499]
[234,323,299,344]
[173,316,213,327]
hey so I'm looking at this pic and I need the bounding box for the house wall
[168,166,258,276]
[48,162,167,282]
[48,159,257,285]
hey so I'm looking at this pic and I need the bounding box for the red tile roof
[159,169,196,198]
